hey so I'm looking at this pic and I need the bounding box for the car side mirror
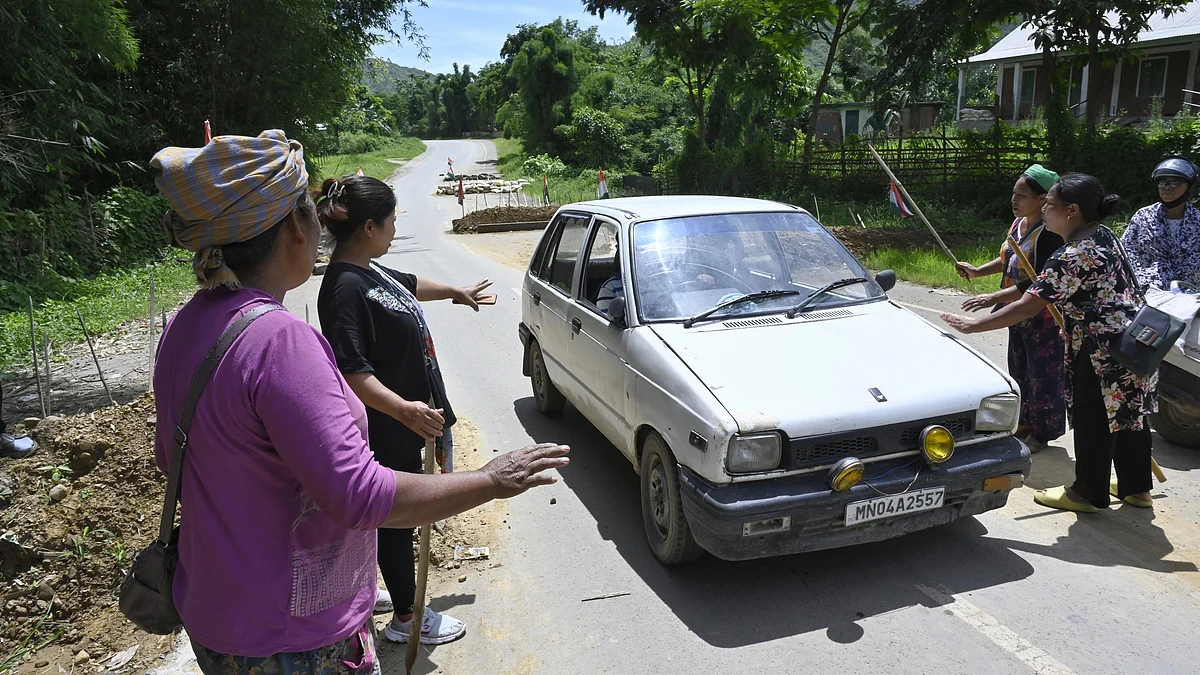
[875,270,897,292]
[608,296,628,328]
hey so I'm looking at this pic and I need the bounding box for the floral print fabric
[1026,228,1158,432]
[1120,202,1200,290]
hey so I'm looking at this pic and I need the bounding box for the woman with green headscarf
[954,165,1067,452]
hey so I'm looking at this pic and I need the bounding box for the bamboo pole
[148,273,156,393]
[405,412,438,673]
[1006,235,1065,330]
[77,309,114,406]
[27,297,45,418]
[43,335,50,415]
[867,143,959,264]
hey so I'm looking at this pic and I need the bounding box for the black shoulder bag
[1104,227,1186,378]
[119,304,281,634]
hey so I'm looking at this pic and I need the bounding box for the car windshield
[632,211,883,322]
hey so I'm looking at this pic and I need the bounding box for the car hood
[649,301,1015,437]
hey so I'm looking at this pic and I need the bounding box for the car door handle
[571,318,582,334]
[533,292,542,305]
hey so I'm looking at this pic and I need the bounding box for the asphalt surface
[280,140,1200,675]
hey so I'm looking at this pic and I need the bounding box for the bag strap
[1100,225,1147,304]
[157,304,282,545]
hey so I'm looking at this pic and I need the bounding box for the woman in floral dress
[943,174,1157,513]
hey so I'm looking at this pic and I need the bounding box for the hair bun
[1099,194,1121,218]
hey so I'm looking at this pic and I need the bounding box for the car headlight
[976,393,1020,432]
[920,425,955,464]
[726,433,782,473]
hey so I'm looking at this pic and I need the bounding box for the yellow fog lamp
[828,457,865,492]
[920,425,955,465]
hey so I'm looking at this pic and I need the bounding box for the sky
[372,0,634,75]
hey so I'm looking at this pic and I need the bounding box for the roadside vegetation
[316,136,426,181]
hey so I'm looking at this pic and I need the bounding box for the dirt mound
[452,206,557,233]
[0,395,170,673]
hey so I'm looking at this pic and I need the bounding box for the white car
[518,196,1031,564]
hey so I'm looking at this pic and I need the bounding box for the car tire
[640,432,703,565]
[529,340,566,415]
[1153,399,1200,448]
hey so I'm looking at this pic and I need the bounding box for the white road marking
[437,203,442,211]
[916,584,1079,675]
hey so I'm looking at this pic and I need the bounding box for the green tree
[508,25,580,155]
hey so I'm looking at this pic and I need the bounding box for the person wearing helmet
[1121,156,1200,290]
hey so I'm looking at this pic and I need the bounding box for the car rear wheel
[529,340,566,415]
[1154,399,1200,448]
[640,432,703,565]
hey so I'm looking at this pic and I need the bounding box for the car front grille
[788,413,975,470]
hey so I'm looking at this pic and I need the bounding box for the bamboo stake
[406,410,438,673]
[43,335,50,415]
[77,308,114,406]
[27,297,45,418]
[813,196,821,221]
[148,273,156,393]
[867,143,959,264]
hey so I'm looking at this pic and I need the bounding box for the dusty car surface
[518,196,1031,564]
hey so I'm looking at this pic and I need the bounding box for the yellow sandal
[1109,479,1153,508]
[1033,486,1100,513]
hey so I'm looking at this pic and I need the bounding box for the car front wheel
[640,432,703,565]
[529,340,566,415]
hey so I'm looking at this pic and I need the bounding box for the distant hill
[361,58,431,94]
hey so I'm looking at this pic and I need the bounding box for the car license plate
[845,487,945,527]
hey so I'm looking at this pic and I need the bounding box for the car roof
[561,195,805,223]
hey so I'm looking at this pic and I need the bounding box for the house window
[1020,67,1037,104]
[1137,57,1168,98]
[844,109,860,138]
[1067,66,1082,108]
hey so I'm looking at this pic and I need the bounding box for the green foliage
[864,244,999,292]
[313,137,426,182]
[509,26,580,155]
[0,259,194,375]
[557,107,628,168]
[522,154,571,178]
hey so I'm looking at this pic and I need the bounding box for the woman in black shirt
[955,166,1067,452]
[315,175,490,646]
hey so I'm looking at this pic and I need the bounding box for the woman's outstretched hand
[453,279,494,311]
[962,293,998,312]
[482,443,570,498]
[940,313,976,333]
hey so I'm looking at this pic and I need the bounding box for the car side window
[529,218,560,279]
[579,220,620,313]
[545,215,590,295]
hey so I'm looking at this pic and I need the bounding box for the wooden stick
[43,335,50,415]
[406,406,438,673]
[27,297,45,418]
[77,309,114,406]
[148,273,156,393]
[1151,457,1167,483]
[1005,235,1065,331]
[867,143,959,264]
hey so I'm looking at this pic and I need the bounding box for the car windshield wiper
[784,277,871,319]
[682,289,801,328]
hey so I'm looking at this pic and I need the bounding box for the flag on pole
[543,174,550,206]
[888,181,913,218]
[355,167,364,177]
[597,168,610,199]
[447,157,455,178]
[204,120,212,144]
[457,175,465,206]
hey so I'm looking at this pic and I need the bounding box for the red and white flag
[457,175,465,205]
[597,168,610,199]
[355,167,364,177]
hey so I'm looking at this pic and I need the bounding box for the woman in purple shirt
[150,131,568,675]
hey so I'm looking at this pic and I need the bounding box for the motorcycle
[1152,283,1200,448]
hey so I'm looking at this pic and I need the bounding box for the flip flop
[1033,486,1100,513]
[1110,478,1153,508]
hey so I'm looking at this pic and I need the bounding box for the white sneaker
[382,606,466,645]
[373,587,393,614]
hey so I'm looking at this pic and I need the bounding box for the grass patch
[0,259,195,376]
[864,242,1002,293]
[314,137,426,182]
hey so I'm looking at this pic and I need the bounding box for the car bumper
[678,435,1031,561]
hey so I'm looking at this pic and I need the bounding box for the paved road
[286,140,1200,675]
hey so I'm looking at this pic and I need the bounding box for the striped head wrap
[150,129,309,288]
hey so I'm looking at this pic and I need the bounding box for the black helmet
[1152,156,1197,184]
